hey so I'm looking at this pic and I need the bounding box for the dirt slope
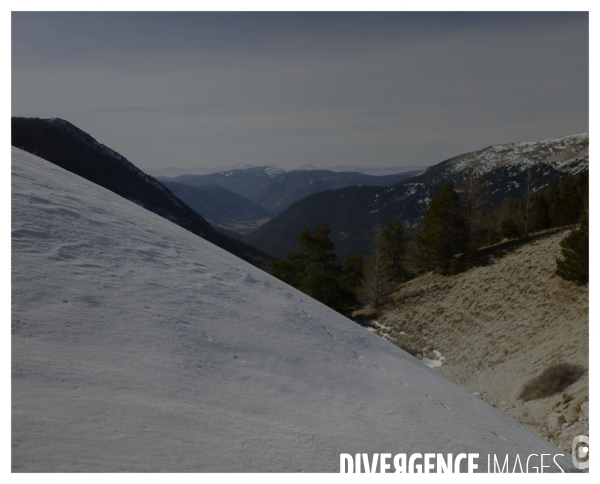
[362,229,588,451]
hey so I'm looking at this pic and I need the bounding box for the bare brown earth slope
[358,228,588,451]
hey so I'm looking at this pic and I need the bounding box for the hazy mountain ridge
[147,163,426,178]
[11,117,271,269]
[146,163,281,178]
[246,133,589,258]
[163,168,416,215]
[295,164,429,176]
[162,181,272,236]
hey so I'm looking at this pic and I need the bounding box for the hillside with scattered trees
[268,169,587,316]
[246,133,588,258]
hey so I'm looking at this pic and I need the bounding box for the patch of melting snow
[423,349,446,369]
[370,320,393,332]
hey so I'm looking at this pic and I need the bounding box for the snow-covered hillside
[11,147,576,472]
[437,133,589,178]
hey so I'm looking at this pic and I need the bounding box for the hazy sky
[12,12,588,171]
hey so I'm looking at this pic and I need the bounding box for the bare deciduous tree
[458,167,492,248]
[358,224,392,307]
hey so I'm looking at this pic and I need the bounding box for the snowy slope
[437,132,589,178]
[11,147,575,472]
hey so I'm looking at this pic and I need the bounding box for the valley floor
[357,229,589,452]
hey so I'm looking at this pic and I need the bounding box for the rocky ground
[354,228,588,452]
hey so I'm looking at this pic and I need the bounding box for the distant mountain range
[245,133,589,258]
[295,164,429,176]
[146,164,280,178]
[161,181,272,236]
[160,168,418,216]
[146,163,427,178]
[11,116,587,266]
[11,117,272,269]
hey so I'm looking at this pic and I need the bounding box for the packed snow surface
[423,350,446,369]
[11,147,574,472]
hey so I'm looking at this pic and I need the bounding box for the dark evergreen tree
[530,195,550,233]
[271,223,357,314]
[556,220,588,285]
[501,219,521,239]
[458,172,587,247]
[416,183,468,274]
[339,251,364,295]
[549,175,588,228]
[271,256,304,288]
[292,224,340,307]
[475,226,502,248]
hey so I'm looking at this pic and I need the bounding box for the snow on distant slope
[439,133,589,178]
[146,163,284,178]
[11,147,575,472]
[296,164,429,176]
[147,164,425,178]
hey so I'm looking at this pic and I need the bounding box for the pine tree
[549,175,588,227]
[271,257,304,288]
[294,224,343,308]
[339,251,364,295]
[416,182,468,274]
[271,223,357,313]
[530,195,550,233]
[556,219,588,285]
[501,219,521,239]
[382,218,409,282]
[358,224,392,307]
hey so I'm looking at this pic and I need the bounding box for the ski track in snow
[11,147,574,472]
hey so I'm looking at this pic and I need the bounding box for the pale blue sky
[12,12,589,170]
